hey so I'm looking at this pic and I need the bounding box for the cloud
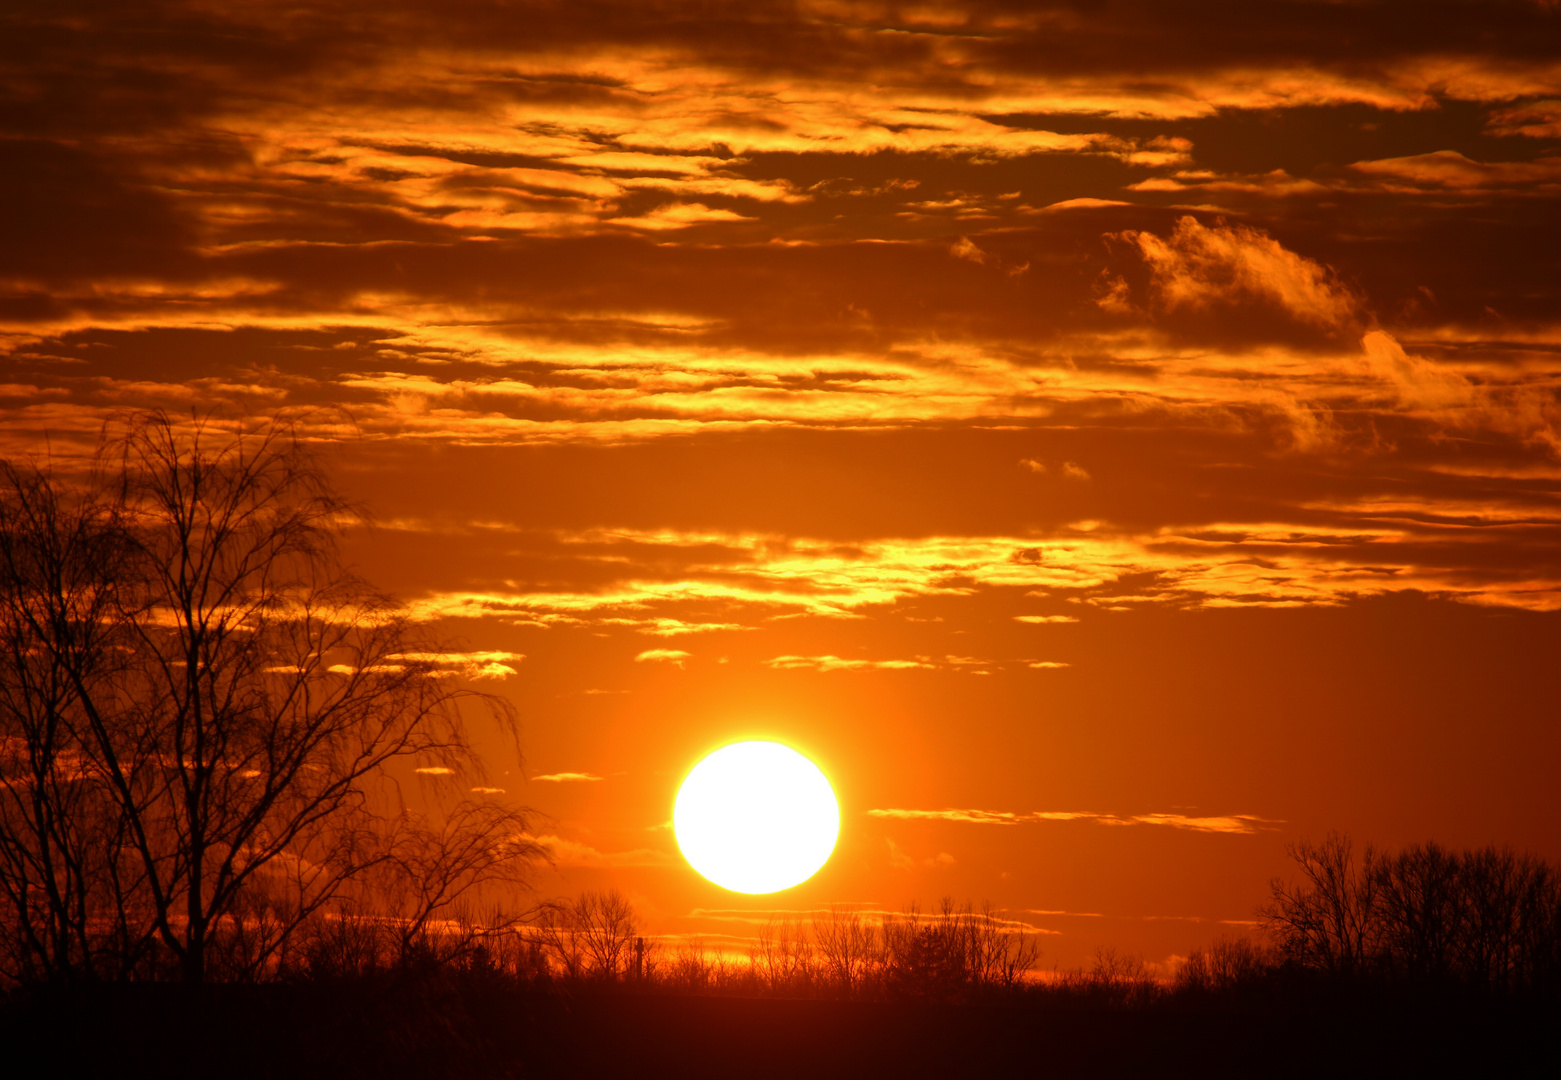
[1485,99,1561,139]
[1348,150,1561,194]
[765,654,1036,673]
[869,807,1281,834]
[950,236,991,265]
[1359,331,1559,450]
[1361,330,1476,411]
[1027,909,1104,918]
[610,202,757,230]
[414,766,454,776]
[868,808,1025,825]
[1013,615,1078,624]
[764,655,937,672]
[1124,813,1283,835]
[1018,459,1090,481]
[533,772,604,783]
[1030,198,1132,213]
[688,905,1057,936]
[1026,661,1071,669]
[389,649,524,679]
[635,648,691,666]
[403,516,1561,629]
[603,617,749,636]
[1116,216,1361,330]
[527,834,674,868]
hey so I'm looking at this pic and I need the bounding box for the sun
[674,741,840,894]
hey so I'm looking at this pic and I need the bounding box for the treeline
[1262,832,1561,996]
[256,834,1561,1007]
[534,894,1043,999]
[221,890,1045,1000]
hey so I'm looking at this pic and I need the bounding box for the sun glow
[673,741,840,894]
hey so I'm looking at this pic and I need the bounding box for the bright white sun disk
[674,741,839,894]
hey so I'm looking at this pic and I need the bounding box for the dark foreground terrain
[3,979,1555,1080]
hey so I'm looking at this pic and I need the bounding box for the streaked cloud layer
[866,808,1281,835]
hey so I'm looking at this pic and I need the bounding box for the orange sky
[4,0,1560,970]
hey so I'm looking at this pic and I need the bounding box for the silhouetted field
[3,972,1555,1080]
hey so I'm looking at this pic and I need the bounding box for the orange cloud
[868,808,1024,825]
[869,808,1281,834]
[1348,150,1561,194]
[634,648,691,666]
[1117,216,1361,329]
[399,514,1561,631]
[388,649,524,679]
[527,834,674,868]
[764,655,937,672]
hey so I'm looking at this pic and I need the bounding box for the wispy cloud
[634,649,691,666]
[389,649,524,680]
[869,808,1026,825]
[688,906,1057,935]
[868,808,1281,835]
[404,518,1561,624]
[528,834,674,869]
[533,772,604,783]
[764,655,937,672]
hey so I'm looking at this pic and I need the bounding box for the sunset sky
[4,0,1560,970]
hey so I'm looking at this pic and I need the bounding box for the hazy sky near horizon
[3,0,1560,967]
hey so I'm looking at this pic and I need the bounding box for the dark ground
[3,980,1555,1079]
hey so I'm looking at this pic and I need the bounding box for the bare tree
[534,888,642,982]
[377,801,544,966]
[1081,946,1157,1005]
[1262,831,1381,976]
[1263,833,1561,995]
[812,904,877,995]
[572,888,640,979]
[1450,846,1560,995]
[1175,935,1273,994]
[753,915,814,994]
[0,462,152,984]
[1376,841,1463,981]
[965,901,1042,990]
[0,413,540,984]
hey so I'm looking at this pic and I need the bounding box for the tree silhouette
[1264,832,1561,995]
[0,413,539,985]
[812,904,876,994]
[534,888,642,981]
[1262,831,1382,977]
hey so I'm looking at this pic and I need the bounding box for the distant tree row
[1262,832,1561,996]
[409,892,1042,1000]
[0,414,541,987]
